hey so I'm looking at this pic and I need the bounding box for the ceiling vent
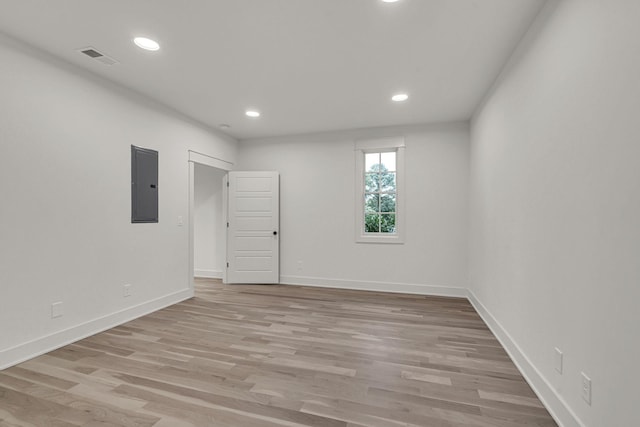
[77,47,118,66]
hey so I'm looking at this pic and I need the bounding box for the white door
[225,171,279,284]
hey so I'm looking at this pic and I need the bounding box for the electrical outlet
[296,260,303,271]
[51,302,63,319]
[123,284,132,297]
[554,348,563,374]
[177,216,184,226]
[581,372,592,405]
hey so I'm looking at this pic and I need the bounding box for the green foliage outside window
[364,159,397,233]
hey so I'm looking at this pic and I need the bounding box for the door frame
[188,150,233,291]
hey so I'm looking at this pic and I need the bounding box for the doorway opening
[187,151,280,289]
[187,151,233,290]
[193,163,226,280]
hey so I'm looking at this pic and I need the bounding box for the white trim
[280,275,466,297]
[0,262,586,427]
[188,161,195,290]
[278,275,583,427]
[355,136,405,150]
[0,288,192,370]
[468,290,583,427]
[222,173,229,284]
[355,138,405,244]
[188,150,233,171]
[355,234,405,244]
[194,269,223,279]
[188,155,233,289]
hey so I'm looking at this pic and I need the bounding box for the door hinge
[227,181,229,187]
[226,262,229,268]
[227,222,229,228]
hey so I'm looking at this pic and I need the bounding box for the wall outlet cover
[554,347,563,374]
[51,302,63,319]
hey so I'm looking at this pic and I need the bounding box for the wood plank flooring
[0,279,557,426]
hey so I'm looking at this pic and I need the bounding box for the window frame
[355,137,405,244]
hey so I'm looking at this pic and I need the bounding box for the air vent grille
[77,46,118,66]
[81,48,103,58]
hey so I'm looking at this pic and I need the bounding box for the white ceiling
[0,0,546,140]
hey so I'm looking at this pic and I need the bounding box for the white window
[355,137,405,244]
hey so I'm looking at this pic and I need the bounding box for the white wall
[469,1,640,426]
[194,164,226,278]
[237,123,469,295]
[0,34,237,368]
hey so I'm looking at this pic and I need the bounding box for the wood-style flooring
[0,279,557,426]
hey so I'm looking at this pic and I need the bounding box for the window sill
[356,234,404,244]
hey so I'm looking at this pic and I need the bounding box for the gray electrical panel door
[131,145,158,223]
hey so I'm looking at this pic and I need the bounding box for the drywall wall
[194,164,226,278]
[469,1,640,426]
[0,33,237,368]
[237,123,469,295]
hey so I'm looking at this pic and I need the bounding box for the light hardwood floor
[0,279,557,426]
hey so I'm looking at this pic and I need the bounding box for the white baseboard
[280,276,581,427]
[467,290,583,427]
[0,288,193,370]
[280,275,467,297]
[0,274,585,427]
[194,269,223,279]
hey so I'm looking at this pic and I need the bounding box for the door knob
[273,231,278,236]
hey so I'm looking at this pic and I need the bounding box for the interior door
[225,171,279,284]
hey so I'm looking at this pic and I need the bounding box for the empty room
[0,1,637,426]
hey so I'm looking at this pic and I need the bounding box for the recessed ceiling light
[392,93,409,102]
[245,110,261,118]
[133,37,160,51]
[219,124,231,129]
[382,0,400,3]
